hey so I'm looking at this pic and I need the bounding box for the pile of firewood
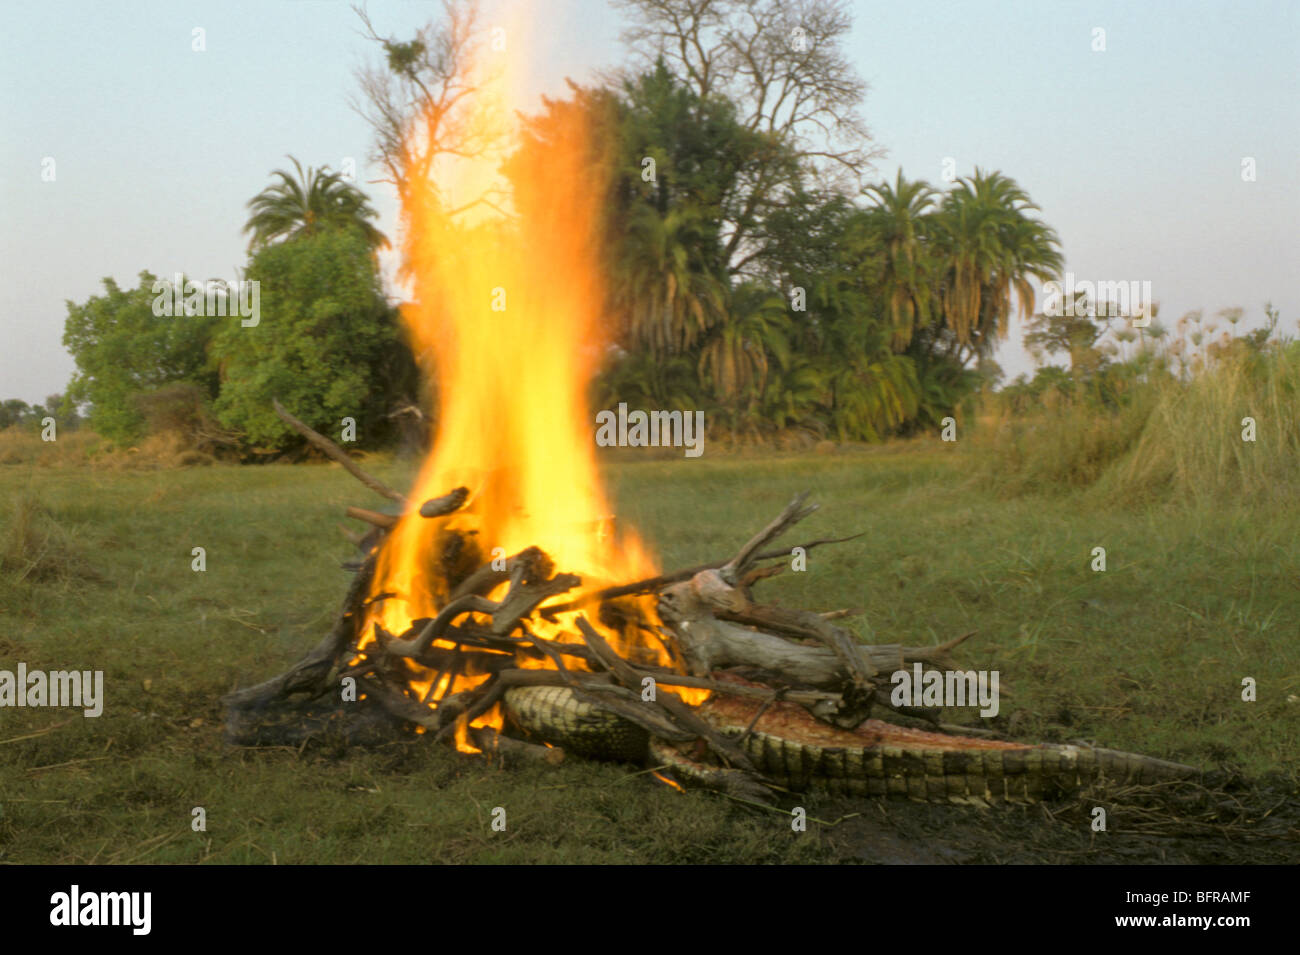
[224,403,981,796]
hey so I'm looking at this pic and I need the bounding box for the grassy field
[1,444,1297,863]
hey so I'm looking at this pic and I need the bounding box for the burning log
[450,547,551,600]
[419,486,470,518]
[469,726,565,766]
[241,492,888,734]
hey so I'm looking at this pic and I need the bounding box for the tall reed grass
[970,341,1300,503]
[1101,345,1300,502]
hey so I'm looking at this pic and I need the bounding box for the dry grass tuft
[0,494,99,584]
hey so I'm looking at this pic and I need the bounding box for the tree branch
[273,398,406,504]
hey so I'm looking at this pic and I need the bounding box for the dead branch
[659,563,879,687]
[577,617,757,774]
[721,490,818,583]
[656,605,908,684]
[469,726,565,765]
[648,739,777,805]
[637,669,841,708]
[385,594,498,658]
[272,398,405,504]
[739,563,785,589]
[571,683,700,743]
[491,573,580,635]
[819,608,863,621]
[365,678,442,730]
[450,546,551,601]
[423,644,462,705]
[721,602,877,685]
[539,531,864,617]
[346,505,398,529]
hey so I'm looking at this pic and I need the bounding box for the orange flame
[358,17,703,749]
[652,771,686,793]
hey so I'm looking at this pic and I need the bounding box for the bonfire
[222,20,1197,806]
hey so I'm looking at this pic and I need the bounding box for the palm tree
[932,168,1062,362]
[244,156,389,252]
[863,170,938,349]
[826,351,920,441]
[608,202,726,357]
[595,348,701,412]
[698,283,790,403]
[761,356,829,436]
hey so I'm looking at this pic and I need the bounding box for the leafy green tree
[906,352,982,431]
[507,60,1061,443]
[0,400,33,430]
[510,66,761,364]
[599,64,762,356]
[244,156,389,252]
[617,0,881,274]
[210,228,403,449]
[1024,291,1113,376]
[62,272,220,441]
[31,393,81,431]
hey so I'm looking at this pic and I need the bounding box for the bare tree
[349,1,502,211]
[616,0,882,273]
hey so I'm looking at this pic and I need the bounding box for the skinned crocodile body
[502,683,1199,805]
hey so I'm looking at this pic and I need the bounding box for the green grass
[1,446,1296,863]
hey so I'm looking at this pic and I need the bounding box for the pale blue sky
[2,0,1297,403]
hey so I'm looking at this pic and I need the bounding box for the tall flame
[359,14,699,745]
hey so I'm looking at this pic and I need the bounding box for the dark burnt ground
[800,773,1300,864]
